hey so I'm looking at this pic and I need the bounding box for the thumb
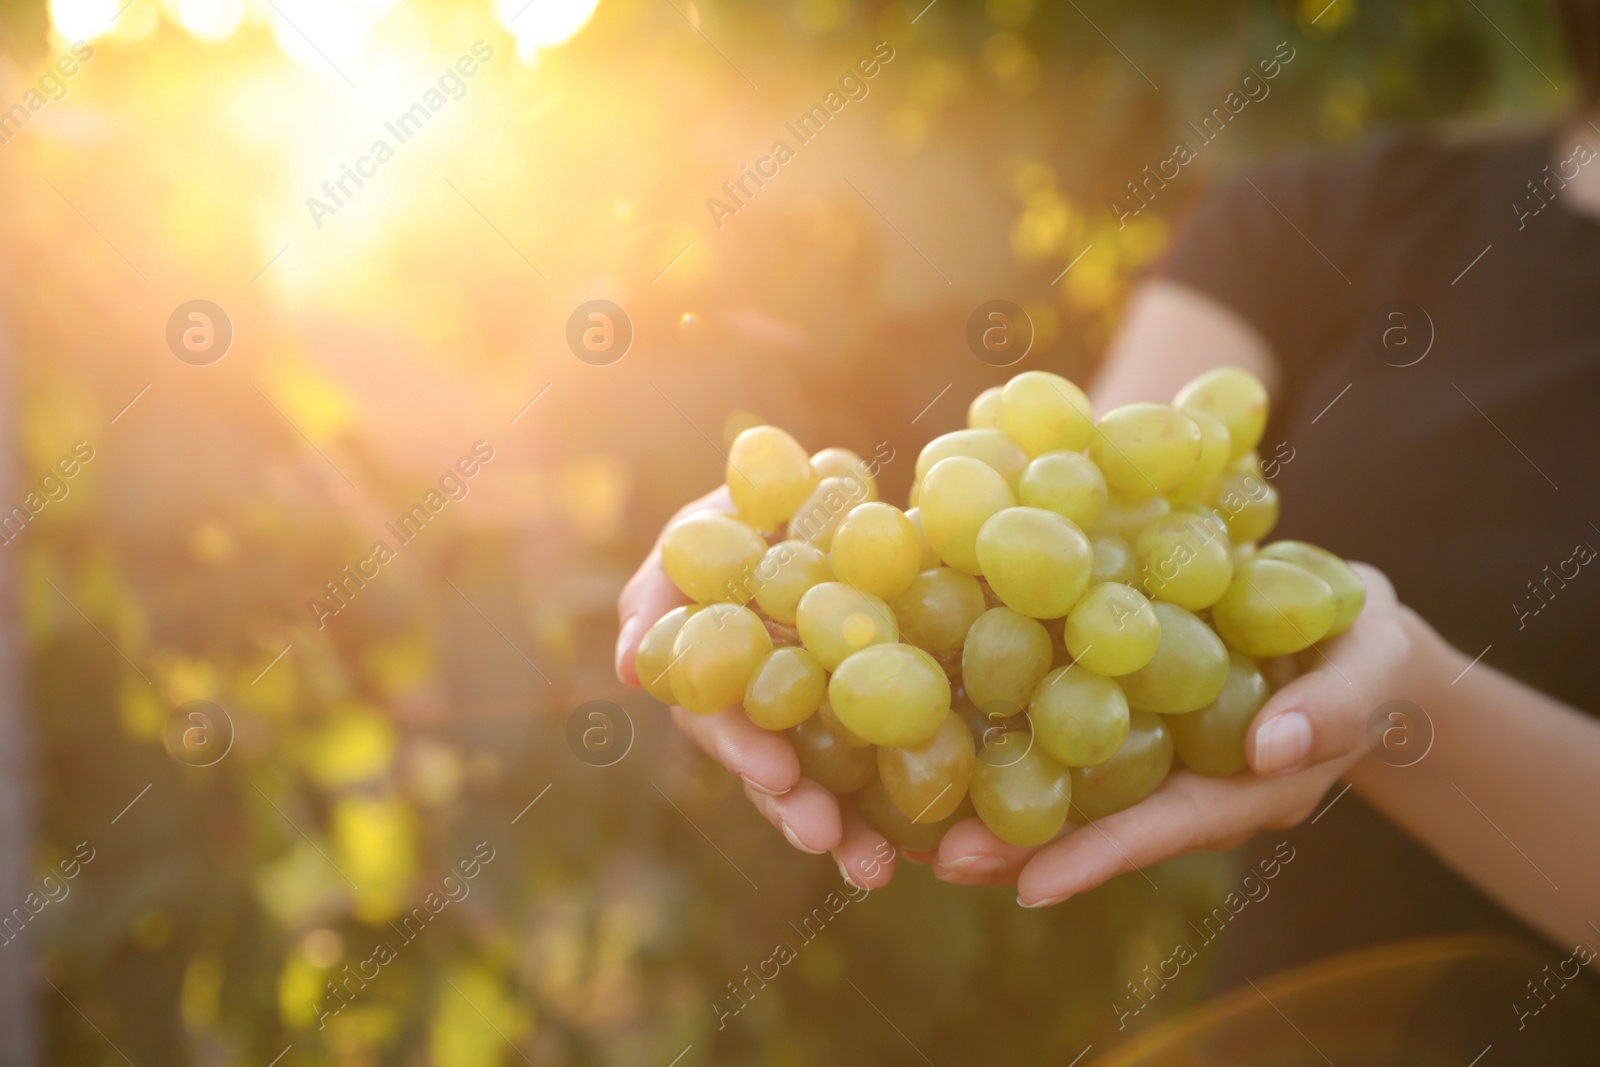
[1247,664,1369,777]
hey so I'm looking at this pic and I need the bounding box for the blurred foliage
[0,0,1572,1063]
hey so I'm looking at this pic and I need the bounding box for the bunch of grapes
[634,368,1365,851]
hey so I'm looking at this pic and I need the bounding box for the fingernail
[938,855,1003,875]
[836,859,862,889]
[614,617,638,681]
[1018,894,1068,909]
[781,821,826,855]
[742,775,791,798]
[1255,711,1312,776]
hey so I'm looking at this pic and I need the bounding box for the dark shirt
[1161,128,1600,1013]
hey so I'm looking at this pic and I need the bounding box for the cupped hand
[615,487,901,889]
[936,564,1429,905]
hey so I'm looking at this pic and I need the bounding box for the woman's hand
[936,564,1435,905]
[614,488,901,889]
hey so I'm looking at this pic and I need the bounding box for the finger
[615,486,733,684]
[670,704,800,797]
[1247,667,1370,777]
[834,802,898,889]
[1017,772,1255,906]
[743,779,843,855]
[932,816,1038,886]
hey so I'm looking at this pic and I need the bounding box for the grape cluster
[635,369,1365,851]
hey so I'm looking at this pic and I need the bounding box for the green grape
[903,507,941,570]
[789,713,877,793]
[1063,582,1160,676]
[669,603,773,714]
[974,506,1092,619]
[1258,541,1366,637]
[817,694,872,747]
[912,428,1029,493]
[727,425,817,532]
[810,447,879,500]
[828,643,952,747]
[1173,366,1268,461]
[636,605,698,703]
[968,385,1005,430]
[1231,540,1257,566]
[1088,403,1203,499]
[920,456,1017,575]
[1211,558,1335,657]
[1135,513,1234,611]
[999,370,1095,456]
[961,606,1053,716]
[661,510,767,604]
[830,502,922,601]
[1089,533,1139,585]
[751,540,832,625]
[1117,601,1229,714]
[1091,493,1171,538]
[1210,470,1279,544]
[889,567,987,655]
[1165,408,1232,505]
[1030,664,1131,767]
[1167,651,1268,776]
[878,711,975,822]
[791,475,872,551]
[857,778,973,851]
[971,742,1073,847]
[795,582,898,671]
[1018,450,1108,529]
[1069,710,1174,821]
[744,647,827,730]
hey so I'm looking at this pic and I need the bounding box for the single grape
[669,603,773,714]
[1135,513,1234,611]
[1211,558,1335,657]
[1029,664,1131,766]
[789,714,877,793]
[1069,710,1174,821]
[790,475,873,551]
[1088,403,1203,499]
[830,501,923,600]
[661,510,767,604]
[1089,532,1139,585]
[1257,541,1366,637]
[962,606,1053,716]
[912,428,1029,493]
[879,711,976,822]
[810,447,879,500]
[795,582,898,671]
[1210,470,1279,544]
[973,506,1093,619]
[727,425,817,532]
[829,643,952,747]
[890,567,988,656]
[971,742,1073,847]
[1017,450,1108,530]
[1231,540,1257,566]
[1173,366,1268,461]
[751,540,832,626]
[903,507,941,570]
[1091,493,1171,538]
[1165,408,1232,506]
[636,605,698,703]
[1167,651,1268,776]
[744,647,827,730]
[1117,601,1229,714]
[999,371,1095,456]
[817,694,872,747]
[920,456,1017,575]
[1062,582,1161,676]
[968,385,1004,430]
[857,778,973,852]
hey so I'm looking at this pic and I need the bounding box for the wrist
[1396,604,1461,703]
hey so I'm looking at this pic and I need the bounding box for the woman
[614,14,1600,989]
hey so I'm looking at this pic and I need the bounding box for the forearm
[1348,613,1600,952]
